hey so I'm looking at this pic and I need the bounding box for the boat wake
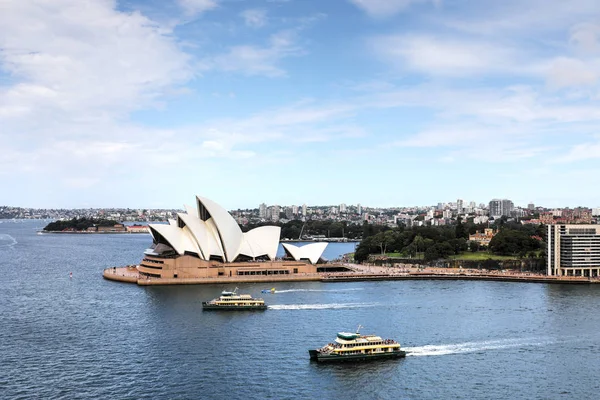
[273,288,364,293]
[405,337,554,357]
[0,234,17,248]
[268,302,379,310]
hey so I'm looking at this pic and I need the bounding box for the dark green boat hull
[309,349,406,362]
[202,302,267,311]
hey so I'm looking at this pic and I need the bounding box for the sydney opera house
[137,196,329,280]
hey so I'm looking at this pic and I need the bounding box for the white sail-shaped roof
[147,195,283,264]
[184,204,198,218]
[196,196,244,262]
[282,242,328,265]
[240,226,281,260]
[149,224,201,256]
[177,212,225,261]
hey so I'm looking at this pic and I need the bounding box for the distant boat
[261,288,276,294]
[202,288,267,311]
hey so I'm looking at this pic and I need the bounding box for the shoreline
[38,231,149,234]
[103,265,599,286]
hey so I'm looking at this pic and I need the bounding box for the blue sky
[1,0,600,210]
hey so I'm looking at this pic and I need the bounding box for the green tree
[455,216,468,239]
[469,240,481,252]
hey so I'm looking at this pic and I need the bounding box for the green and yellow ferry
[309,326,406,362]
[202,288,267,311]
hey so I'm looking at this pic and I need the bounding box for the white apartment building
[548,224,600,277]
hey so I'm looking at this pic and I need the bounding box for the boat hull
[202,302,267,311]
[309,350,406,362]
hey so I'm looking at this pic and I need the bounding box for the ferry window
[293,268,298,273]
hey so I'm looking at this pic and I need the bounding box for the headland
[103,263,600,285]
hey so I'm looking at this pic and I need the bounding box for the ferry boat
[202,288,267,311]
[308,326,406,362]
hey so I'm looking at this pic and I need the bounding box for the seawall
[103,266,599,286]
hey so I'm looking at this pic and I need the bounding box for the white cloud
[177,0,217,17]
[442,0,600,37]
[372,35,521,76]
[0,0,196,193]
[546,57,599,88]
[241,9,267,28]
[199,30,303,77]
[555,139,600,163]
[348,0,436,18]
[570,23,600,55]
[0,0,192,124]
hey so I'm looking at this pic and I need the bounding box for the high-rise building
[457,199,464,214]
[292,205,299,215]
[528,203,535,210]
[302,204,307,217]
[489,199,514,217]
[357,203,362,215]
[340,203,347,213]
[259,203,267,219]
[271,205,280,222]
[548,224,600,277]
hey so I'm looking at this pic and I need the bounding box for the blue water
[1,220,600,399]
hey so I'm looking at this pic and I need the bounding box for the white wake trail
[268,302,379,310]
[405,337,554,357]
[273,288,364,293]
[0,234,18,248]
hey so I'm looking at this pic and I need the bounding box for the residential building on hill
[489,199,514,217]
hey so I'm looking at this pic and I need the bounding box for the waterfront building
[592,208,600,217]
[547,224,600,277]
[138,196,327,279]
[468,229,496,247]
[126,224,149,233]
[489,199,514,217]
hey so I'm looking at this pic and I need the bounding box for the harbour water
[2,220,600,399]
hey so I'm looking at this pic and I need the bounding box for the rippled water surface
[2,221,600,399]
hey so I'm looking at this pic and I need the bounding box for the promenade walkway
[103,263,600,285]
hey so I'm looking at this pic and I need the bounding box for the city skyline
[2,0,600,210]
